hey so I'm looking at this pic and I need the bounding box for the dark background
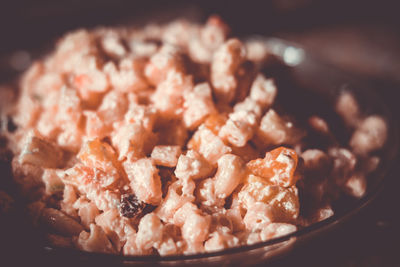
[1,0,400,82]
[1,0,399,266]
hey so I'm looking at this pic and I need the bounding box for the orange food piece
[70,164,96,186]
[78,138,120,173]
[247,146,299,187]
[74,74,91,90]
[77,139,125,188]
[187,114,225,151]
[240,180,300,222]
[204,113,228,135]
[67,163,119,189]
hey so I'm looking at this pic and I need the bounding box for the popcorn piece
[204,231,239,252]
[97,90,129,126]
[214,154,246,199]
[188,15,229,63]
[123,158,162,205]
[173,202,199,227]
[188,125,232,165]
[162,20,198,47]
[56,125,84,153]
[60,185,78,218]
[197,178,224,208]
[151,145,181,167]
[350,115,387,155]
[180,206,211,244]
[211,39,246,103]
[151,70,193,119]
[156,179,195,223]
[99,30,127,58]
[63,164,121,211]
[103,58,148,93]
[74,197,100,229]
[124,102,157,132]
[219,109,258,147]
[95,208,135,251]
[130,40,159,58]
[145,45,185,85]
[83,111,111,139]
[136,213,164,250]
[256,109,304,147]
[183,82,217,130]
[74,71,109,93]
[249,74,277,108]
[345,173,367,198]
[260,223,296,240]
[174,150,213,180]
[112,123,157,160]
[243,202,274,230]
[123,233,149,255]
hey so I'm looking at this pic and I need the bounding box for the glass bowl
[1,36,396,266]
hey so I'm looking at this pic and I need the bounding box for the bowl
[0,35,397,266]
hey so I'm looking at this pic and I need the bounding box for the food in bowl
[0,16,388,256]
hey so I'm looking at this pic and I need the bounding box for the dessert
[0,16,387,256]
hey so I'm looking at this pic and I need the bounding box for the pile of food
[0,16,387,256]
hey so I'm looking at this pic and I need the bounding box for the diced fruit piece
[247,147,299,187]
[239,178,300,223]
[78,138,120,175]
[204,113,228,135]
